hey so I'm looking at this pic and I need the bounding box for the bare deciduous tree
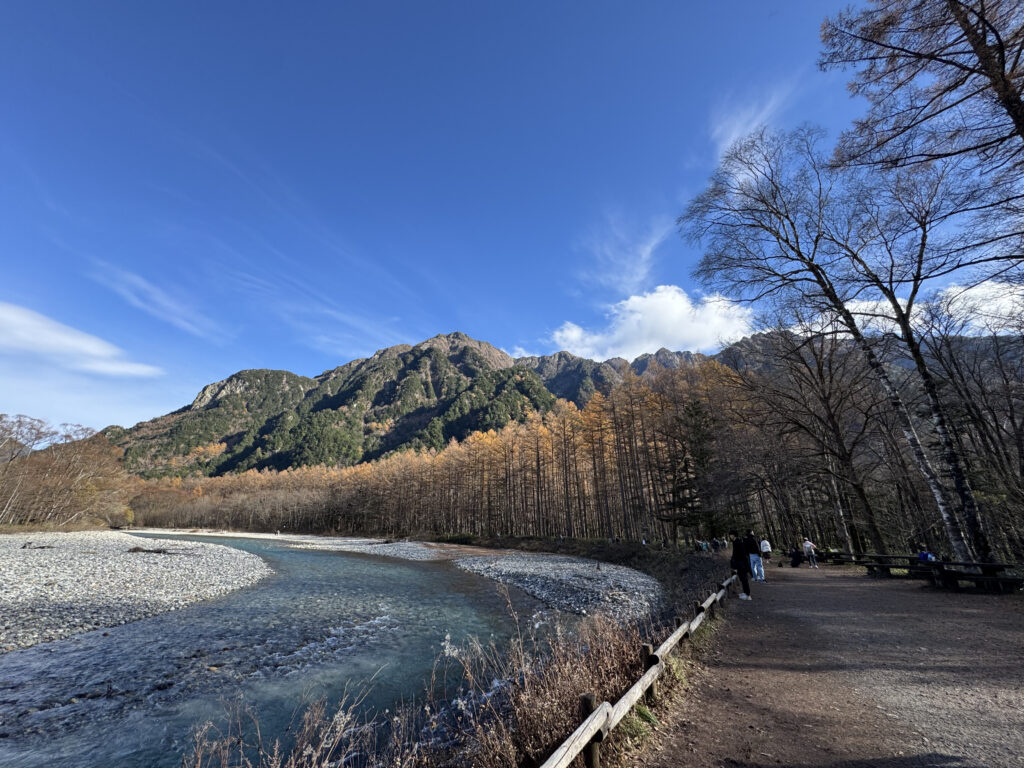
[821,0,1024,168]
[680,127,995,560]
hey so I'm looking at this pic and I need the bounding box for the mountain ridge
[104,332,719,477]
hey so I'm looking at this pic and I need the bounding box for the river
[0,534,541,767]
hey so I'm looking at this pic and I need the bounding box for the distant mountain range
[101,332,731,477]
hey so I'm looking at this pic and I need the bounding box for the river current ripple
[0,534,537,768]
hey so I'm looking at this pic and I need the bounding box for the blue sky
[1,0,863,429]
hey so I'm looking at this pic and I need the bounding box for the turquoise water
[0,535,538,767]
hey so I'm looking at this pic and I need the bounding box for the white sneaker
[738,593,751,600]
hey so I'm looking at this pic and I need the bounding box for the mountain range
[103,332,717,477]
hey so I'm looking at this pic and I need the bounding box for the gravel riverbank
[1,529,663,654]
[455,553,662,621]
[136,529,664,620]
[0,531,272,653]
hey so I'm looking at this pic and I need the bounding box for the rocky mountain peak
[413,332,515,369]
[189,374,252,410]
[187,370,315,412]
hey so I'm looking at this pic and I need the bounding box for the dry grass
[440,612,647,768]
[184,597,665,768]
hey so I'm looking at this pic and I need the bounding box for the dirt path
[633,564,1024,768]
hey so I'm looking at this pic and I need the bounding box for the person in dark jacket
[730,529,752,600]
[789,545,804,568]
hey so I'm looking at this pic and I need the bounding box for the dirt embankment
[632,565,1024,768]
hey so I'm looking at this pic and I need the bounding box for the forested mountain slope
[103,332,798,478]
[104,333,550,476]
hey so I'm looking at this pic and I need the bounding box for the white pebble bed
[108,529,664,626]
[288,538,441,560]
[261,533,663,619]
[455,553,663,622]
[0,531,272,653]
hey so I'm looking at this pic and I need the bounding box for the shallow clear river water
[0,534,539,768]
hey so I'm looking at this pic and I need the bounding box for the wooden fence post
[579,693,601,768]
[642,643,659,703]
[539,583,726,768]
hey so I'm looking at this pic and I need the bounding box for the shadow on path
[722,755,981,768]
[632,566,1024,768]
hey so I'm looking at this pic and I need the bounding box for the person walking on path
[745,530,766,582]
[803,537,818,568]
[759,536,772,564]
[730,530,753,600]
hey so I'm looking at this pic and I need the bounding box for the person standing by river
[730,530,753,600]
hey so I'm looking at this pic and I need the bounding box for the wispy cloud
[0,302,162,377]
[551,285,752,360]
[174,134,417,301]
[709,81,797,158]
[580,214,674,297]
[221,265,414,359]
[91,261,224,340]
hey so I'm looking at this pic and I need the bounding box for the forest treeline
[5,330,1022,561]
[0,414,127,528]
[128,323,1024,561]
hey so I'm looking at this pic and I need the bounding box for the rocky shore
[1,529,663,654]
[0,531,272,653]
[139,529,664,621]
[455,553,662,622]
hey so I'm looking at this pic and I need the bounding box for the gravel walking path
[634,565,1024,768]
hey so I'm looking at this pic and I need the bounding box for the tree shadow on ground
[723,752,981,768]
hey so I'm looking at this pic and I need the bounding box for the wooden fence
[540,574,738,768]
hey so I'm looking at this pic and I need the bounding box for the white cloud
[0,302,162,378]
[0,358,196,429]
[551,285,752,361]
[581,214,674,296]
[938,280,1024,332]
[92,262,224,340]
[793,281,1024,337]
[709,82,795,157]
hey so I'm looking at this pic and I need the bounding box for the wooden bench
[840,553,1022,592]
[806,552,1015,593]
[864,563,934,580]
[854,554,921,578]
[926,562,1023,594]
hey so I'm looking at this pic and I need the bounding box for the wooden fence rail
[539,575,738,768]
